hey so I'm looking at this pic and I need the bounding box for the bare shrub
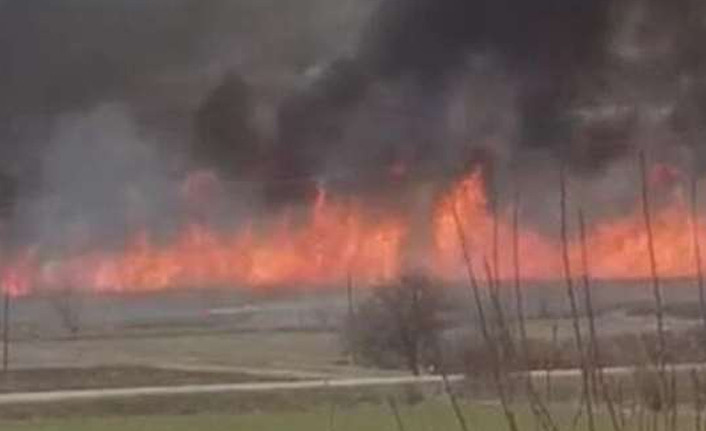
[47,286,82,337]
[344,273,445,375]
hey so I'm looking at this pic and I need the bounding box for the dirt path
[527,361,706,379]
[146,362,333,380]
[3,361,704,406]
[0,375,464,405]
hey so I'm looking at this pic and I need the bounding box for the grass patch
[0,401,693,431]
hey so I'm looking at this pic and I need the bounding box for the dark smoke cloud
[268,0,617,204]
[0,0,216,116]
[0,0,367,154]
[194,73,261,176]
[1,0,705,252]
[0,0,229,236]
[265,0,706,212]
[0,0,371,232]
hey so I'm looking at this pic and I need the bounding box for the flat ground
[1,282,703,429]
[9,332,356,377]
[0,366,284,394]
[7,282,702,377]
[0,401,692,431]
[6,289,392,378]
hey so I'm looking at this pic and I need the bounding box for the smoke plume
[1,0,705,255]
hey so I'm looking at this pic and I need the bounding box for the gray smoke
[1,0,705,256]
[265,0,706,214]
[14,104,181,252]
[0,0,373,249]
[264,0,617,206]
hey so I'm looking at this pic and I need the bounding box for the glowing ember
[1,167,704,294]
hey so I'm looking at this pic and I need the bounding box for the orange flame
[1,167,704,294]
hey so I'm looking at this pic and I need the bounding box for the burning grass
[2,162,706,295]
[3,158,706,430]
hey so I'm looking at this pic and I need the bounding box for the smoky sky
[0,0,374,247]
[1,0,705,249]
[0,0,211,116]
[268,0,706,207]
[269,0,618,203]
[0,0,369,168]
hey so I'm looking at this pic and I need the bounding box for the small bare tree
[346,273,444,376]
[48,285,82,337]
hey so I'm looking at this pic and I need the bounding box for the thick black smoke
[264,0,706,207]
[194,73,261,176]
[267,0,617,203]
[0,0,366,239]
[0,0,215,117]
[1,0,705,249]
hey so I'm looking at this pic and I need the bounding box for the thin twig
[441,367,471,431]
[579,209,623,431]
[387,397,408,431]
[489,171,514,361]
[2,291,10,374]
[560,165,596,431]
[669,364,678,431]
[639,152,669,430]
[484,257,514,368]
[512,193,559,431]
[346,268,357,365]
[452,202,519,431]
[691,177,706,333]
[639,153,666,371]
[491,168,501,290]
[691,370,702,431]
[328,399,337,431]
[547,323,559,402]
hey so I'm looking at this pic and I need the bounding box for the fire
[433,171,561,280]
[434,169,703,281]
[17,185,407,293]
[1,166,704,294]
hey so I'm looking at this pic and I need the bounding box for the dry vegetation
[342,157,706,431]
[4,158,706,429]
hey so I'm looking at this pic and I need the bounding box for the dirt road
[0,375,464,405]
[3,361,705,406]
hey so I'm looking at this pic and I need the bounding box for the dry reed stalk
[560,165,596,431]
[511,192,527,359]
[512,194,559,431]
[639,153,666,370]
[387,397,408,431]
[668,364,678,431]
[484,257,514,368]
[691,178,706,333]
[491,170,501,290]
[637,400,645,431]
[546,322,559,402]
[346,268,357,365]
[639,152,670,431]
[490,177,515,361]
[691,370,703,431]
[328,400,337,431]
[440,367,471,431]
[578,211,599,392]
[452,203,519,431]
[579,210,623,431]
[2,291,9,374]
[616,378,627,429]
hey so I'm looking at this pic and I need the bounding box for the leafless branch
[452,202,519,431]
[560,165,596,431]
